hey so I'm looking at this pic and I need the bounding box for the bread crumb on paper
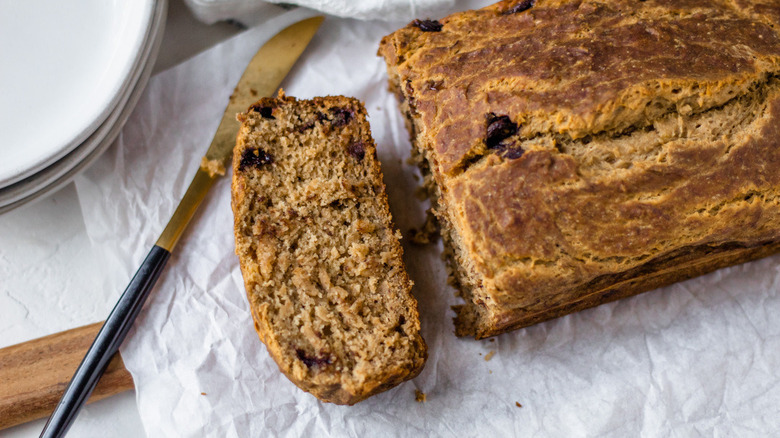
[515,402,522,408]
[415,389,427,403]
[484,350,495,361]
[200,157,225,177]
[201,392,207,396]
[409,210,440,245]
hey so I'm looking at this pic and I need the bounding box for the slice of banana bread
[380,0,780,338]
[231,92,426,405]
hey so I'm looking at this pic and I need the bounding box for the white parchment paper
[74,4,780,436]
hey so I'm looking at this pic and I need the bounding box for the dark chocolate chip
[347,141,366,161]
[298,122,315,132]
[485,113,518,148]
[503,0,535,14]
[239,147,273,171]
[259,107,274,119]
[412,19,443,32]
[249,103,276,119]
[296,349,333,368]
[503,147,525,159]
[329,107,354,127]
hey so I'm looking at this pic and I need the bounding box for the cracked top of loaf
[379,0,780,175]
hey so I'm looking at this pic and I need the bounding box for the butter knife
[40,16,324,438]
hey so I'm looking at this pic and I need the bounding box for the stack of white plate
[0,0,167,213]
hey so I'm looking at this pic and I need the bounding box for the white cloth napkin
[185,0,455,25]
[74,3,780,436]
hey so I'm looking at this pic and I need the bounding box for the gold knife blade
[205,16,325,165]
[157,16,324,251]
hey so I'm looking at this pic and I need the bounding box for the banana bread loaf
[379,0,780,338]
[231,92,427,404]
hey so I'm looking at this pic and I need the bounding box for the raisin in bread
[231,92,427,404]
[379,0,780,338]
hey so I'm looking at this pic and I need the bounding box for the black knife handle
[40,245,170,438]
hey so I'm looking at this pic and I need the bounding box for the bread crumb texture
[200,157,226,177]
[231,93,427,404]
[380,0,780,338]
[409,209,440,245]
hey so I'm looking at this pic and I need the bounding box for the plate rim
[0,0,157,189]
[0,0,168,213]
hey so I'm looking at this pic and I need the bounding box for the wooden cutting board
[0,322,133,430]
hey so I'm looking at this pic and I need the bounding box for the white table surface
[0,1,241,436]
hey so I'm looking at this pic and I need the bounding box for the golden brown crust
[231,93,426,403]
[380,0,780,338]
[379,0,780,175]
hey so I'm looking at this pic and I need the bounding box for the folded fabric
[185,0,456,25]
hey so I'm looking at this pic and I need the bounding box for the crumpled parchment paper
[74,3,780,436]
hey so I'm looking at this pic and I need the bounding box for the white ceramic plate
[0,0,155,188]
[0,0,167,213]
